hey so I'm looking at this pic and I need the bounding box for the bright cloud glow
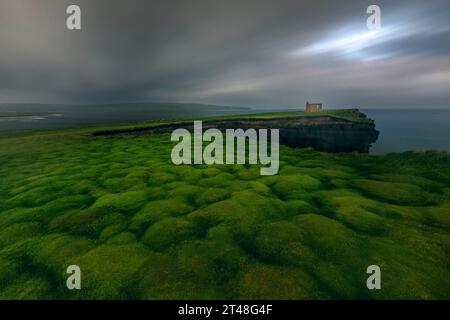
[291,25,403,59]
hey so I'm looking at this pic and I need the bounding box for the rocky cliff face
[94,110,379,153]
[278,121,378,153]
[208,115,379,153]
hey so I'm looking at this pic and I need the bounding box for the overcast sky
[0,0,449,108]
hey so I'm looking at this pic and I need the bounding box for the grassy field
[0,113,449,299]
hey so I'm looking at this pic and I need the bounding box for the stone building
[305,101,322,112]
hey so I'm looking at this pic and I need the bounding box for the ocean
[362,109,450,154]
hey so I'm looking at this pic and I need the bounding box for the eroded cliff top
[92,109,374,137]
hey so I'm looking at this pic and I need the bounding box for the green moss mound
[49,208,127,238]
[272,174,321,199]
[91,190,147,213]
[130,198,194,232]
[76,243,151,299]
[353,179,440,205]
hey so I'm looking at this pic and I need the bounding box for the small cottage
[305,101,322,112]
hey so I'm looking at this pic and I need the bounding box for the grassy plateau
[0,111,449,299]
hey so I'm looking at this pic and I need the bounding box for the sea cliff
[93,109,379,153]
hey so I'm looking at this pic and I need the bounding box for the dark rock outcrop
[94,110,379,153]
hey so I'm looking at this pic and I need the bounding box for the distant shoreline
[0,111,60,118]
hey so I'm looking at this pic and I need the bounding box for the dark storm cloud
[0,0,449,108]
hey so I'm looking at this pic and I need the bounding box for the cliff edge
[93,109,379,153]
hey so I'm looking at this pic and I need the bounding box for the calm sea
[0,103,255,132]
[362,109,450,154]
[1,105,449,154]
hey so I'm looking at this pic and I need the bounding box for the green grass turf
[0,117,449,299]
